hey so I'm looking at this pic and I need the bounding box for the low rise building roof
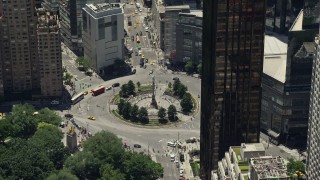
[263,35,288,83]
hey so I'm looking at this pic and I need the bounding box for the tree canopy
[76,57,91,71]
[167,105,177,121]
[180,93,193,112]
[65,131,163,180]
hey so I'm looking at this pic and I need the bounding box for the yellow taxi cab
[132,13,135,17]
[135,19,139,24]
[87,116,96,120]
[141,54,145,59]
[134,24,137,28]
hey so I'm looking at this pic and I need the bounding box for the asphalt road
[61,46,201,180]
[57,2,301,179]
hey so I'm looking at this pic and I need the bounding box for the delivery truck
[92,86,105,96]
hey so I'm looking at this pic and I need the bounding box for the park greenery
[118,99,149,123]
[120,80,136,98]
[0,104,163,179]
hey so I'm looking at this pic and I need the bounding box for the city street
[56,2,304,180]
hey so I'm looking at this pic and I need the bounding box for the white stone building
[82,3,124,73]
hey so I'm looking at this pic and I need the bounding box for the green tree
[120,84,129,97]
[158,107,166,120]
[29,124,70,169]
[6,104,38,138]
[65,131,125,179]
[122,102,132,119]
[127,80,135,95]
[180,93,193,112]
[34,108,62,126]
[138,107,149,123]
[287,159,305,178]
[176,84,188,98]
[100,164,125,180]
[136,81,141,90]
[173,79,181,92]
[130,104,139,120]
[118,99,126,115]
[46,169,78,180]
[63,73,73,84]
[167,105,177,121]
[76,57,91,71]
[168,82,172,89]
[124,152,163,180]
[184,60,194,74]
[197,63,202,75]
[0,119,12,143]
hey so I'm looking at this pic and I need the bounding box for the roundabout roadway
[60,65,201,179]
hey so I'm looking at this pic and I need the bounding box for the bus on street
[71,92,84,105]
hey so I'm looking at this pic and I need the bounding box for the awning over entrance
[268,129,280,138]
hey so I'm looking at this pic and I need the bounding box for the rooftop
[290,9,303,31]
[263,35,288,83]
[250,156,289,179]
[165,4,190,11]
[241,143,265,152]
[84,3,122,18]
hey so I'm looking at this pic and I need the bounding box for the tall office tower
[265,0,303,34]
[200,0,265,179]
[306,30,320,179]
[82,3,124,73]
[37,9,63,97]
[0,0,40,98]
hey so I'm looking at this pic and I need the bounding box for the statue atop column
[150,75,158,109]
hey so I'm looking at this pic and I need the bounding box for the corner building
[200,0,265,179]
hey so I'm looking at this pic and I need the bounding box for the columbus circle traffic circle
[110,76,199,127]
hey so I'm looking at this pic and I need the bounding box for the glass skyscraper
[200,0,265,179]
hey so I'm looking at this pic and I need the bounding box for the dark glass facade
[200,0,265,179]
[265,0,303,34]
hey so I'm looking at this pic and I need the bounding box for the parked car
[133,144,141,148]
[173,77,179,81]
[112,83,120,87]
[65,114,74,118]
[167,141,176,147]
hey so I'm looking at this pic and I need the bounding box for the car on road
[134,24,137,28]
[135,51,138,56]
[138,50,142,56]
[179,169,184,177]
[135,10,138,14]
[106,87,112,91]
[132,68,136,74]
[173,77,179,81]
[133,144,141,148]
[145,59,148,63]
[149,69,153,74]
[139,8,142,12]
[112,83,120,87]
[144,27,149,32]
[141,54,145,59]
[65,114,74,118]
[167,141,176,147]
[130,2,133,5]
[87,116,96,120]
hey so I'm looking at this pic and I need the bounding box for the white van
[170,154,175,161]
